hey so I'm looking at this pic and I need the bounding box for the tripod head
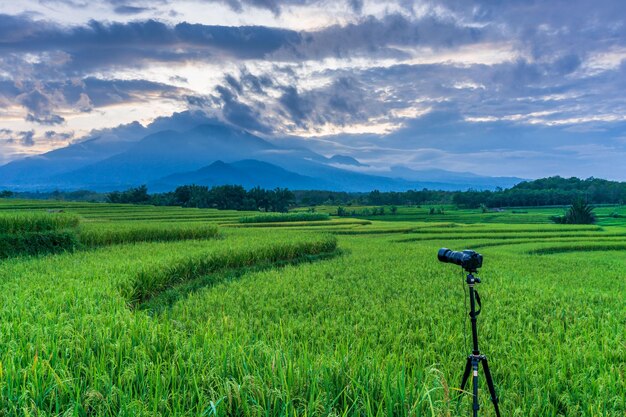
[466,273,481,285]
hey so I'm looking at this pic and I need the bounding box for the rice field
[0,199,624,416]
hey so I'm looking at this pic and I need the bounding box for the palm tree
[557,198,596,224]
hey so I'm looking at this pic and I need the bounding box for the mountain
[0,111,217,188]
[0,124,144,186]
[380,166,523,190]
[327,155,368,167]
[150,159,328,192]
[47,123,419,191]
[0,120,524,192]
[50,124,281,189]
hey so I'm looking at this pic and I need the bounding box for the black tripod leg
[457,356,473,414]
[460,356,472,393]
[472,359,479,417]
[481,358,501,417]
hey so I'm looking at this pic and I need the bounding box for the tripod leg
[460,356,472,393]
[481,358,501,417]
[472,359,480,417]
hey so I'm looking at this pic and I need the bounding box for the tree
[106,185,150,204]
[551,198,596,224]
[248,187,270,211]
[0,190,14,198]
[270,188,295,212]
[174,185,210,207]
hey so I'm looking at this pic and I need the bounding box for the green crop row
[125,233,337,303]
[239,212,331,223]
[0,230,79,259]
[0,212,80,233]
[78,223,220,247]
[229,219,370,228]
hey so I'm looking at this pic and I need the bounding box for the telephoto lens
[437,248,483,271]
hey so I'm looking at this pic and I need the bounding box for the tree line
[2,176,625,210]
[106,185,295,212]
[452,177,626,208]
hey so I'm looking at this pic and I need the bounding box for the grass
[125,233,337,304]
[0,211,80,233]
[0,198,624,415]
[78,223,220,247]
[239,212,331,223]
[0,230,80,259]
[0,212,81,259]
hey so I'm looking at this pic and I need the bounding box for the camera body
[438,248,483,272]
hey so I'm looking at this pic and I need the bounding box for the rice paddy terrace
[0,199,624,416]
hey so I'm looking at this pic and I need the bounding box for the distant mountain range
[0,121,523,192]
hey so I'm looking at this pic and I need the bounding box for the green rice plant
[0,211,80,233]
[229,219,370,228]
[239,212,330,223]
[0,230,79,258]
[528,243,626,254]
[125,233,337,303]
[0,200,624,416]
[78,223,220,247]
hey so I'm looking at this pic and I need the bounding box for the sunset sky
[1,0,625,179]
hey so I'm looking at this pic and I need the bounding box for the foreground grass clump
[78,223,220,246]
[0,212,81,258]
[0,211,80,233]
[125,233,337,303]
[0,230,79,259]
[239,212,330,223]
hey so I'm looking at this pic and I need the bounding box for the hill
[0,120,524,192]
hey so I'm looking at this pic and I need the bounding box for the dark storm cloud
[113,5,151,15]
[0,14,302,69]
[210,68,390,132]
[105,0,318,16]
[15,89,54,115]
[19,131,36,147]
[80,78,184,106]
[300,13,485,57]
[278,86,311,126]
[436,0,626,59]
[26,113,65,125]
[1,75,188,123]
[44,130,74,140]
[276,76,370,127]
[0,12,491,75]
[214,85,270,132]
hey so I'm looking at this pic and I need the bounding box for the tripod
[459,272,501,417]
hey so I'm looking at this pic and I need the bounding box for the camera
[438,248,483,272]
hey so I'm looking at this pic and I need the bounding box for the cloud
[0,76,189,124]
[0,14,302,68]
[19,130,35,147]
[113,5,151,15]
[1,1,626,180]
[26,113,65,125]
[0,11,495,75]
[44,130,74,140]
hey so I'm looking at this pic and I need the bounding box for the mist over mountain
[0,118,524,192]
[380,166,521,189]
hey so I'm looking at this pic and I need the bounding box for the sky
[0,0,625,179]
